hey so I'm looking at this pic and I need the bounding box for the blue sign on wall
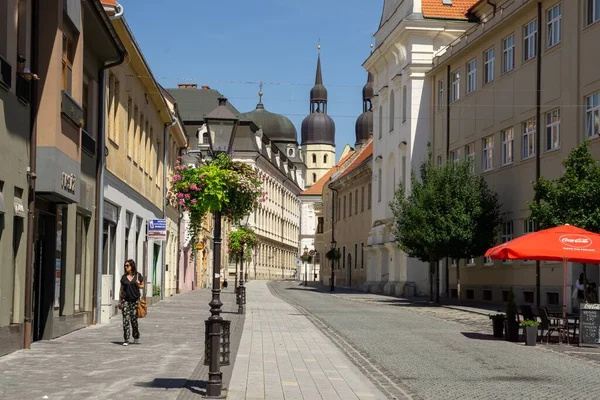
[147,219,167,241]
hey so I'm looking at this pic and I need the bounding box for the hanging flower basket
[326,248,341,260]
[300,253,313,263]
[168,153,265,243]
[228,226,259,262]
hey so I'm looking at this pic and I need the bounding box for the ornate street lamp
[237,213,251,315]
[203,97,239,398]
[330,240,336,292]
[303,245,309,287]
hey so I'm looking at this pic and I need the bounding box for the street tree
[529,140,600,289]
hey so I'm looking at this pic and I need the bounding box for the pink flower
[173,174,181,181]
[184,194,191,199]
[178,200,185,206]
[190,183,198,191]
[181,165,188,169]
[177,193,184,199]
[191,199,197,204]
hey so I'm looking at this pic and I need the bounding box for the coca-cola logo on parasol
[559,234,593,248]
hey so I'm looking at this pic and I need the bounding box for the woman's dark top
[121,273,143,302]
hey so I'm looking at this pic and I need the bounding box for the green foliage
[300,253,313,263]
[168,153,265,244]
[326,248,341,260]
[228,226,259,262]
[153,284,161,297]
[520,320,540,327]
[529,140,600,232]
[390,155,502,263]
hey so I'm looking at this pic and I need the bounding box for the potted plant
[504,288,519,342]
[521,320,539,346]
[489,313,506,338]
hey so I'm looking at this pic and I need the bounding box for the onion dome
[242,90,298,143]
[301,49,335,146]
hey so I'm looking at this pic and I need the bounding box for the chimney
[178,83,198,89]
[201,85,211,90]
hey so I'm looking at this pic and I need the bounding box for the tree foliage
[391,155,502,263]
[529,140,600,232]
[228,226,259,262]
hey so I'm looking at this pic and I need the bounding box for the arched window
[323,154,328,164]
[312,153,317,164]
[202,132,209,144]
[389,90,395,132]
[378,106,383,138]
[402,86,408,123]
[312,173,317,183]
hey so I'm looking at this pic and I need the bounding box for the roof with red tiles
[333,140,373,182]
[300,151,355,196]
[422,0,478,20]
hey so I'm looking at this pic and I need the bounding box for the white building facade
[363,0,476,296]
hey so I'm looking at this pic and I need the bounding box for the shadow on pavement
[135,378,209,396]
[460,332,502,341]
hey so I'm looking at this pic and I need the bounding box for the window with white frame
[502,34,515,73]
[451,70,460,102]
[465,142,475,172]
[389,90,395,132]
[484,48,495,84]
[438,80,444,110]
[402,86,408,123]
[377,168,382,202]
[501,128,514,165]
[524,219,536,234]
[482,135,493,171]
[587,0,600,26]
[436,155,442,167]
[466,59,477,94]
[585,92,600,138]
[546,109,560,151]
[502,221,514,243]
[547,3,562,48]
[523,19,538,61]
[522,118,536,159]
[450,149,461,163]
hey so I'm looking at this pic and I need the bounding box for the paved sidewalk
[227,281,386,400]
[0,288,243,400]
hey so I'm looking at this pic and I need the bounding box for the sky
[119,0,383,160]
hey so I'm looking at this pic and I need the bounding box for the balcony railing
[16,75,31,104]
[61,90,83,128]
[81,129,96,157]
[0,56,11,89]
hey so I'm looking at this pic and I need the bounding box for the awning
[0,192,5,214]
[14,198,26,218]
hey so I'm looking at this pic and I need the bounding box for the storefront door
[33,212,56,342]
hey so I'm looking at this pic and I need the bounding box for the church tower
[301,46,336,186]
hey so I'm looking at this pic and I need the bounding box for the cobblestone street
[270,282,600,400]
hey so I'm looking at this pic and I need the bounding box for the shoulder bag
[136,273,148,318]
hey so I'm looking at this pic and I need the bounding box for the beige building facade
[429,0,600,310]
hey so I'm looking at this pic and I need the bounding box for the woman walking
[118,259,144,346]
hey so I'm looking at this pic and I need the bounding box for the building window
[323,154,328,164]
[354,244,358,269]
[524,218,536,234]
[312,173,317,183]
[501,128,514,165]
[451,70,460,102]
[466,59,476,94]
[502,221,514,243]
[361,243,364,269]
[523,291,535,304]
[484,48,494,84]
[547,292,559,305]
[587,0,600,25]
[585,92,600,137]
[354,189,358,214]
[437,155,443,167]
[317,217,324,234]
[466,289,475,300]
[502,34,515,73]
[312,153,317,165]
[337,198,341,220]
[378,106,383,138]
[546,109,560,151]
[438,80,444,110]
[523,19,538,61]
[368,183,372,209]
[450,149,460,163]
[127,97,133,157]
[401,155,406,194]
[343,196,346,218]
[349,193,353,216]
[377,169,382,202]
[483,290,493,301]
[547,3,562,48]
[465,142,475,173]
[62,35,74,94]
[361,186,365,212]
[523,118,536,159]
[482,135,493,171]
[402,86,407,123]
[389,90,395,131]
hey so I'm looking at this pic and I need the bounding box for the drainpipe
[444,64,451,300]
[534,1,542,308]
[161,119,178,299]
[23,0,40,349]
[92,1,126,325]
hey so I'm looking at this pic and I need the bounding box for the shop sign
[61,172,76,194]
[147,219,167,241]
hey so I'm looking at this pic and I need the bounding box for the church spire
[309,42,327,112]
[255,81,264,110]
